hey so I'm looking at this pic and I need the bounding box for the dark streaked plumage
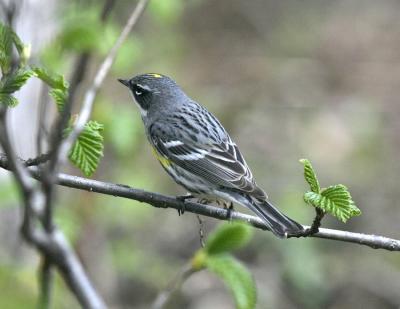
[118,73,303,237]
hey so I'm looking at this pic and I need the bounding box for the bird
[118,73,304,238]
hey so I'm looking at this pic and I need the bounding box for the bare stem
[152,264,197,309]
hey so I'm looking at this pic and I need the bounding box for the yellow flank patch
[151,147,171,167]
[148,73,162,78]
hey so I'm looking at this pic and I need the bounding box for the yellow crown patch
[148,73,162,78]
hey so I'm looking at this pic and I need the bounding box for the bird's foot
[176,194,194,216]
[197,198,212,205]
[176,193,194,202]
[287,226,319,238]
[224,202,234,221]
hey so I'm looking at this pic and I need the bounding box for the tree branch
[0,154,397,251]
[47,173,400,251]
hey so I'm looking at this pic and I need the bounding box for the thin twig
[307,208,325,235]
[152,264,197,309]
[39,259,53,309]
[36,82,49,156]
[25,152,52,166]
[0,107,35,194]
[290,208,325,238]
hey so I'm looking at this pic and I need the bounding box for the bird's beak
[118,78,130,87]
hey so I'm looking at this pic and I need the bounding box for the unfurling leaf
[11,31,30,66]
[0,69,34,94]
[206,255,256,309]
[68,121,104,177]
[304,184,361,222]
[32,67,68,91]
[0,23,13,73]
[32,67,69,111]
[0,93,18,107]
[0,22,31,72]
[204,222,253,255]
[300,158,320,193]
[49,88,67,112]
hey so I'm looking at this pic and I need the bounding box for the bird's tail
[232,193,304,238]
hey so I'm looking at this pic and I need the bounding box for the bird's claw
[176,194,194,216]
[177,206,185,216]
[286,226,319,238]
[225,202,234,221]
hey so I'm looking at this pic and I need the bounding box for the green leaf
[0,69,34,94]
[0,23,13,73]
[32,67,68,111]
[11,31,30,66]
[32,67,68,91]
[303,184,361,222]
[204,222,253,255]
[0,93,18,107]
[68,121,104,177]
[299,158,320,193]
[206,255,256,309]
[49,88,67,112]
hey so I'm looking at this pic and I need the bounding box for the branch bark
[46,173,400,251]
[0,154,397,251]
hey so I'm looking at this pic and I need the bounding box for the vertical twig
[36,83,50,156]
[37,0,118,306]
[39,260,53,309]
[288,208,325,238]
[152,264,197,309]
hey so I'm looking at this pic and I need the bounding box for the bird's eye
[135,89,143,96]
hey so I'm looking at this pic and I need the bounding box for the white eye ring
[135,90,143,96]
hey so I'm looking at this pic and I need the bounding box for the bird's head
[118,73,184,118]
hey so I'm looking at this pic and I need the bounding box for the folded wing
[149,121,267,200]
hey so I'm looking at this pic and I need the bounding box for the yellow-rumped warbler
[118,73,303,238]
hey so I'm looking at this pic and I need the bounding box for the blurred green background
[1,0,400,308]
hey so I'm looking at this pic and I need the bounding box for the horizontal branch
[0,154,399,251]
[6,167,393,251]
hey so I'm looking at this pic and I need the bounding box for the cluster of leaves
[191,222,256,309]
[300,159,361,222]
[0,22,104,177]
[0,23,31,107]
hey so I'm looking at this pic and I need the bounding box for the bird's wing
[149,120,267,200]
